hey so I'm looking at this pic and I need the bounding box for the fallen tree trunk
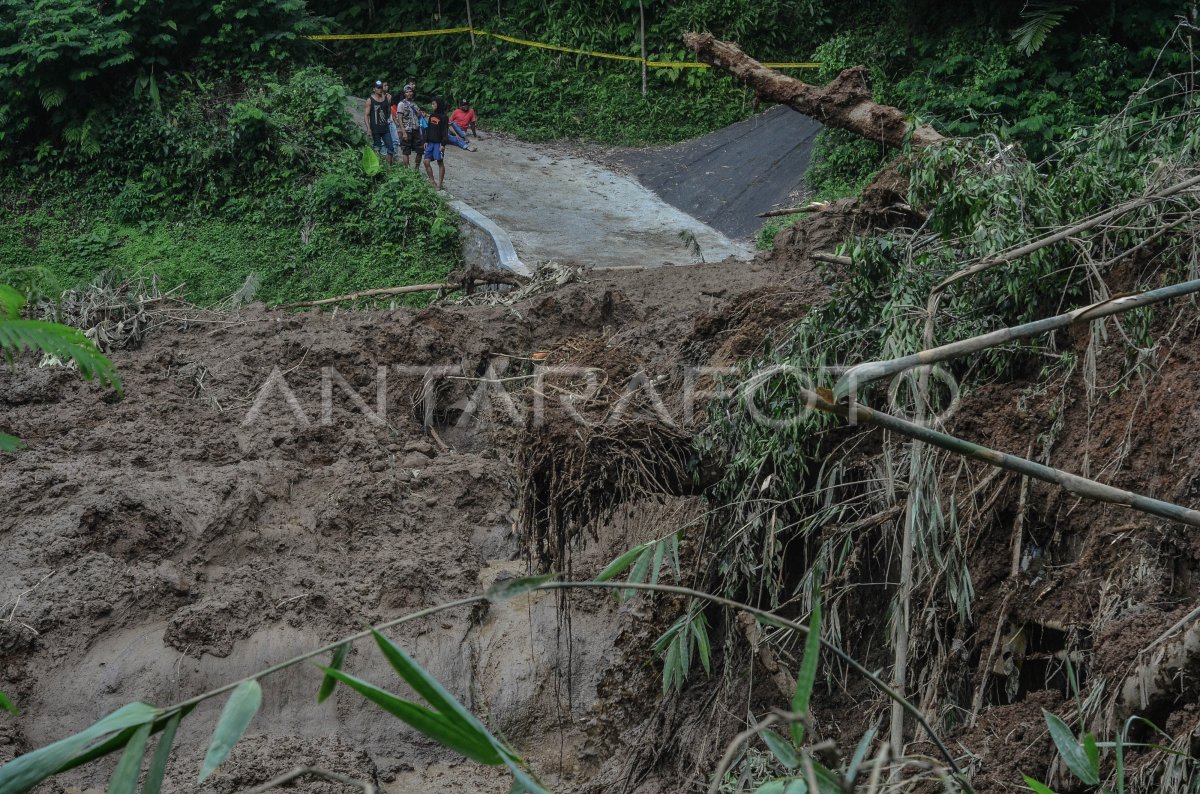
[682,32,944,149]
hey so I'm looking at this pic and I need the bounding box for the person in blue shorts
[423,97,450,189]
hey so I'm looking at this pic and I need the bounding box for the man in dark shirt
[423,97,450,189]
[364,80,395,165]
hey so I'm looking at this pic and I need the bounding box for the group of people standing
[366,79,479,190]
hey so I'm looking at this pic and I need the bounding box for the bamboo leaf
[317,643,351,704]
[0,432,25,452]
[596,542,649,582]
[0,691,17,715]
[755,781,808,794]
[1083,732,1100,779]
[791,589,822,747]
[364,631,546,791]
[649,539,665,586]
[486,573,557,603]
[54,707,192,776]
[142,711,182,794]
[1041,709,1099,785]
[198,681,261,781]
[622,546,653,600]
[845,725,877,785]
[760,729,801,770]
[319,666,500,764]
[669,530,681,577]
[0,702,158,794]
[661,631,680,694]
[106,721,151,794]
[1022,775,1058,794]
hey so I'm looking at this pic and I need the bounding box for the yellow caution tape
[308,27,471,40]
[306,28,820,69]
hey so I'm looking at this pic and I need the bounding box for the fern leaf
[1012,3,1074,56]
[39,87,67,110]
[0,319,122,395]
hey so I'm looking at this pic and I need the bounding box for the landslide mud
[6,187,1200,793]
[0,255,819,792]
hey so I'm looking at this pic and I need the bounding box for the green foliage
[789,589,821,747]
[0,283,121,452]
[802,1,1186,197]
[1012,3,1076,56]
[0,0,318,150]
[0,691,17,716]
[0,702,160,794]
[308,0,831,145]
[317,643,351,704]
[1041,709,1100,786]
[199,681,262,782]
[699,70,1200,733]
[654,609,711,693]
[0,66,461,307]
[755,219,787,251]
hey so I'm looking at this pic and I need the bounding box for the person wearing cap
[364,80,395,165]
[449,99,478,138]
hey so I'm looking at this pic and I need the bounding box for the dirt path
[438,132,753,268]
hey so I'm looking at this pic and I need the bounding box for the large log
[683,32,944,149]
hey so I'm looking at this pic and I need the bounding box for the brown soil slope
[0,254,822,792]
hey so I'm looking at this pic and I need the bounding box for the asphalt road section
[617,105,823,240]
[445,134,752,269]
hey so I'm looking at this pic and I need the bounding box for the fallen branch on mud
[275,282,459,309]
[758,202,829,218]
[835,275,1200,400]
[787,386,1200,527]
[682,33,944,149]
[246,766,376,793]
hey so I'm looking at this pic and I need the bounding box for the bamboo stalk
[797,389,1200,527]
[834,276,1200,401]
[275,282,459,309]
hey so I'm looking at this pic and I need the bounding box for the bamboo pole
[794,388,1200,527]
[275,282,458,310]
[834,276,1200,401]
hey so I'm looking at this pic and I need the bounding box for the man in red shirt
[450,100,478,139]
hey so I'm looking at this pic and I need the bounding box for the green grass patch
[0,166,460,308]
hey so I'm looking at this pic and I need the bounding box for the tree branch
[682,33,944,148]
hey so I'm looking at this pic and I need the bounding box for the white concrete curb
[448,198,531,278]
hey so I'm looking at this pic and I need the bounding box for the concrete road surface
[441,134,752,269]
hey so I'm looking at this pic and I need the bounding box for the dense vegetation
[0,5,459,307]
[0,0,1188,305]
